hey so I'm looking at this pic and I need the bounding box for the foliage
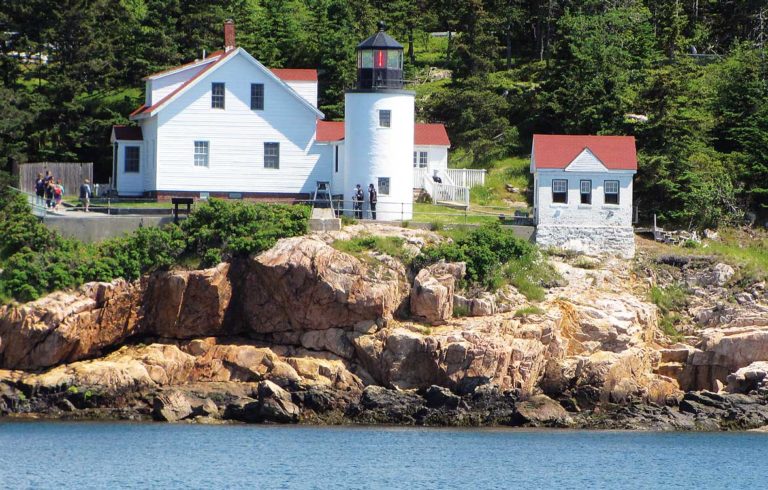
[650,284,688,316]
[181,199,309,266]
[414,223,555,297]
[514,305,545,317]
[0,191,310,302]
[332,235,411,263]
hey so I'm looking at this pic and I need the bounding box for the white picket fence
[444,169,486,188]
[422,175,469,208]
[413,168,486,189]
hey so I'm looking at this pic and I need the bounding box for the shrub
[514,305,545,317]
[181,199,310,266]
[332,235,411,263]
[650,284,688,315]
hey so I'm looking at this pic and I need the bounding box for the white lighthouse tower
[344,23,414,221]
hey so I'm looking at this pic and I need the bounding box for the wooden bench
[171,197,193,223]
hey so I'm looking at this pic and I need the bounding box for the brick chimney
[224,19,236,52]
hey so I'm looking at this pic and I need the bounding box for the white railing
[422,173,435,197]
[432,182,470,207]
[414,168,427,188]
[445,169,486,188]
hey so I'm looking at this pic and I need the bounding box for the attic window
[604,180,620,204]
[211,82,225,109]
[552,179,568,204]
[251,83,264,110]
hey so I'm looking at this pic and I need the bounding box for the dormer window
[211,82,225,109]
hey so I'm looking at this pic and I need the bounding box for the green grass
[413,202,498,225]
[453,303,470,317]
[697,230,768,284]
[468,156,531,208]
[650,284,688,315]
[514,305,545,317]
[332,235,411,263]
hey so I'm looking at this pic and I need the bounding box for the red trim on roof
[532,134,637,170]
[315,121,451,146]
[144,51,224,79]
[270,68,318,81]
[113,125,143,141]
[130,49,236,119]
[415,123,451,146]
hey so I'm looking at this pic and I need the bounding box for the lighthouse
[344,23,415,220]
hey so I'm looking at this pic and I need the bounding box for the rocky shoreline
[2,226,767,431]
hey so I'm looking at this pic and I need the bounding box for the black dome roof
[357,23,403,50]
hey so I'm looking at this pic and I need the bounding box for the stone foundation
[534,225,635,258]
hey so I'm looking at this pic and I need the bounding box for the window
[552,179,568,204]
[580,180,592,205]
[419,151,428,168]
[124,146,140,173]
[378,177,390,196]
[264,142,280,169]
[604,180,620,204]
[194,141,209,167]
[251,83,264,110]
[335,146,339,173]
[379,109,391,128]
[211,82,225,109]
[413,151,417,167]
[387,50,402,69]
[360,50,373,68]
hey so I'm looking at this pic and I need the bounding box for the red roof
[415,123,451,146]
[131,49,236,119]
[113,125,143,140]
[144,51,225,79]
[532,134,637,170]
[315,121,451,146]
[316,121,345,142]
[270,68,318,81]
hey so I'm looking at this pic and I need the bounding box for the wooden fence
[16,162,93,195]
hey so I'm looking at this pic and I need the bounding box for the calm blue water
[0,422,766,489]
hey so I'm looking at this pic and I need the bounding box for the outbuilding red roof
[270,68,318,81]
[532,134,637,170]
[112,125,143,140]
[315,121,450,146]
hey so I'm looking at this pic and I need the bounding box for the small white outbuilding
[530,134,637,258]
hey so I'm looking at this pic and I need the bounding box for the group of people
[34,171,92,212]
[352,183,377,220]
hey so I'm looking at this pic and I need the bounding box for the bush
[650,284,688,315]
[332,235,410,263]
[415,224,536,287]
[514,305,545,317]
[181,199,310,266]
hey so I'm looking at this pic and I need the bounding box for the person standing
[354,184,364,219]
[53,179,64,211]
[368,183,377,220]
[79,179,92,212]
[44,180,54,209]
[34,173,45,207]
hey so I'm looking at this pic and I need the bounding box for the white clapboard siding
[147,62,213,107]
[564,148,609,172]
[154,53,331,194]
[284,81,317,107]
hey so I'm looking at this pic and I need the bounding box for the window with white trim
[211,83,225,109]
[413,151,417,167]
[378,177,390,195]
[124,146,140,173]
[604,180,619,204]
[552,179,568,204]
[379,110,391,128]
[264,142,279,169]
[418,151,428,168]
[251,83,264,110]
[580,180,592,205]
[194,141,209,167]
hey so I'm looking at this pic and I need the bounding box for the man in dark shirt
[368,183,377,220]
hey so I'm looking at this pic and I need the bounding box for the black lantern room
[356,22,404,90]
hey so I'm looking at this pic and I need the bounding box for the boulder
[726,362,768,394]
[143,264,233,338]
[0,280,140,370]
[700,263,735,287]
[153,390,193,422]
[300,328,355,359]
[514,394,570,427]
[241,237,409,334]
[423,385,461,409]
[410,268,455,324]
[255,380,300,423]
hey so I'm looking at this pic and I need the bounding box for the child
[53,179,64,211]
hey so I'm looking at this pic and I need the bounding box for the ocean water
[0,422,766,489]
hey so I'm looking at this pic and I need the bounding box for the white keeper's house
[531,134,637,258]
[110,20,451,220]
